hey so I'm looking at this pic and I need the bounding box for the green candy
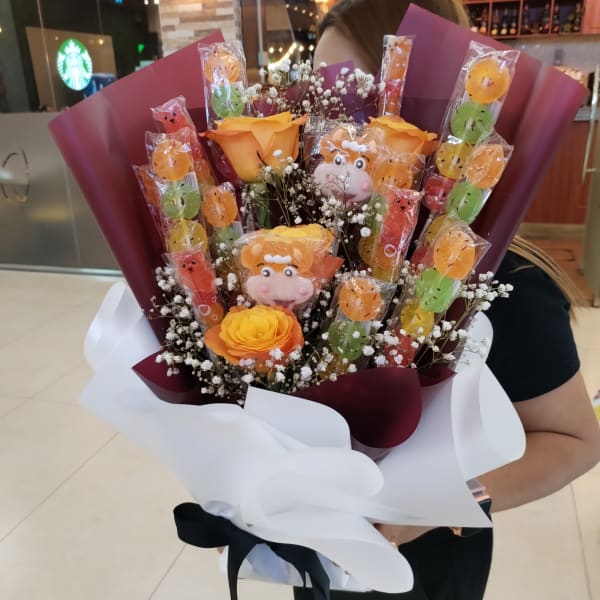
[211,84,245,118]
[415,268,458,313]
[450,101,494,145]
[446,182,485,224]
[327,320,369,361]
[161,183,201,219]
[212,225,240,253]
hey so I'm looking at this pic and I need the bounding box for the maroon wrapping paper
[134,349,453,448]
[49,32,224,340]
[397,4,586,274]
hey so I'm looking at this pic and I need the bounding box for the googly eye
[354,157,366,170]
[283,266,297,278]
[261,267,273,277]
[334,154,345,167]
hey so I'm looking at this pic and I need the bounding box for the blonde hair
[508,235,584,311]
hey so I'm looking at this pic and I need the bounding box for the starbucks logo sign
[56,38,93,91]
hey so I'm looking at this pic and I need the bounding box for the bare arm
[380,371,600,545]
[479,370,600,512]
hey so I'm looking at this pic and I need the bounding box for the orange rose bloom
[204,305,304,369]
[366,115,437,157]
[204,112,308,182]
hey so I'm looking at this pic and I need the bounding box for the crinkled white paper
[81,282,525,593]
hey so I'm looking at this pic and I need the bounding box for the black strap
[174,502,330,600]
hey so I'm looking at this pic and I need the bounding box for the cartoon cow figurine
[313,124,380,207]
[240,235,316,311]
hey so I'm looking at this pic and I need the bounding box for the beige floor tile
[0,399,115,539]
[572,462,600,600]
[485,485,589,600]
[35,361,95,405]
[0,395,27,417]
[0,434,190,600]
[151,544,292,600]
[0,303,107,398]
[580,349,600,399]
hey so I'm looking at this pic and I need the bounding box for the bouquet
[49,5,585,597]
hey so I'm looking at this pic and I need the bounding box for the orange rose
[204,112,308,182]
[204,305,304,369]
[366,115,437,157]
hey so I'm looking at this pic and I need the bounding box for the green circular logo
[56,38,93,91]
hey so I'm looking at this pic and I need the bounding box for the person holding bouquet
[309,0,600,598]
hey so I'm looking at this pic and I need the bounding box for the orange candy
[201,185,239,227]
[151,139,193,181]
[433,228,477,280]
[203,48,242,84]
[465,56,511,104]
[435,141,472,180]
[197,301,224,326]
[338,277,383,321]
[464,144,506,189]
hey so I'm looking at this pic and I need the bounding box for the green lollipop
[415,268,458,313]
[327,320,369,361]
[161,183,201,219]
[450,101,494,145]
[211,84,245,118]
[446,182,485,224]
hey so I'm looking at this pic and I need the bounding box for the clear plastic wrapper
[378,35,413,117]
[198,41,249,127]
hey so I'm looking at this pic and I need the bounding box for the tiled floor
[1,266,599,600]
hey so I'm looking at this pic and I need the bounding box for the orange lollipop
[464,144,506,189]
[383,37,412,81]
[203,48,242,84]
[151,139,193,181]
[201,185,239,227]
[465,56,511,104]
[425,215,453,245]
[197,301,224,326]
[338,277,383,321]
[433,228,477,280]
[435,141,472,180]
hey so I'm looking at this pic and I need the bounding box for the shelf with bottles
[463,0,585,38]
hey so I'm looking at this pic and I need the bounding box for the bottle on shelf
[573,2,582,32]
[468,8,480,33]
[479,6,489,34]
[552,3,561,34]
[541,2,551,33]
[491,8,500,36]
[521,3,531,34]
[500,8,509,35]
[509,8,518,35]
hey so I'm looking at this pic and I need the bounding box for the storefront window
[0,0,161,113]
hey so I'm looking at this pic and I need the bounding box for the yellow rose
[366,115,437,157]
[204,112,308,182]
[204,305,304,369]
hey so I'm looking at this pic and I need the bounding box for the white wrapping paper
[81,282,525,593]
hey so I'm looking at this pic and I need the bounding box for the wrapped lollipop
[387,219,489,366]
[165,248,225,328]
[324,274,395,375]
[422,41,519,214]
[145,128,210,255]
[238,224,341,314]
[198,41,248,126]
[358,185,422,283]
[152,95,215,184]
[377,35,413,117]
[312,122,381,209]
